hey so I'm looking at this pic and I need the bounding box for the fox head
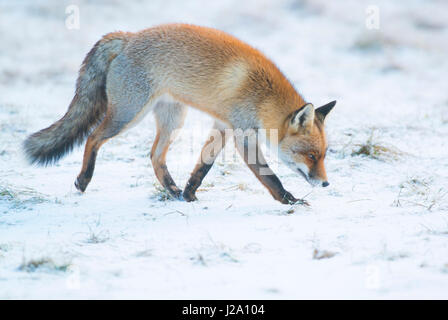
[278,100,336,187]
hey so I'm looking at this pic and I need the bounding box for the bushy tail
[23,32,128,165]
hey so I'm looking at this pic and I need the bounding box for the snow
[1,0,447,299]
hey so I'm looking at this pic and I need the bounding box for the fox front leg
[234,134,309,205]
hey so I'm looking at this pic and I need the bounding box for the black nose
[322,181,329,187]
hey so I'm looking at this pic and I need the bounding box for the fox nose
[322,181,329,187]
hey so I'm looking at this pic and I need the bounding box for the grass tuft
[0,185,50,211]
[312,249,338,260]
[352,33,396,53]
[19,258,71,273]
[351,132,403,161]
[393,177,447,211]
[151,183,176,201]
[85,228,109,244]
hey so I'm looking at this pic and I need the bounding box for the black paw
[167,186,183,200]
[279,191,309,206]
[74,177,88,192]
[183,189,198,202]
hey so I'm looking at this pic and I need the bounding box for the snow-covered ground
[1,0,447,299]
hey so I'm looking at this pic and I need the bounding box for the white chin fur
[278,152,315,184]
[282,158,323,187]
[308,178,321,187]
[285,160,311,183]
[295,163,310,178]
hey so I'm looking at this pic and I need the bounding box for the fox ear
[315,100,336,122]
[289,103,314,132]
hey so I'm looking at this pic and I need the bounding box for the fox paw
[183,190,198,202]
[168,187,183,200]
[74,177,88,192]
[279,191,309,206]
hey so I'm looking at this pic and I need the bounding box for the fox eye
[308,154,316,161]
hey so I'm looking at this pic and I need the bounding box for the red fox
[23,24,336,204]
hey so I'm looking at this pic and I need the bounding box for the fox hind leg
[183,121,230,202]
[75,111,127,192]
[75,61,155,192]
[151,101,187,199]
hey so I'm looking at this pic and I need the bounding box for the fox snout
[308,177,330,188]
[308,164,329,188]
[312,178,330,187]
[308,175,330,188]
